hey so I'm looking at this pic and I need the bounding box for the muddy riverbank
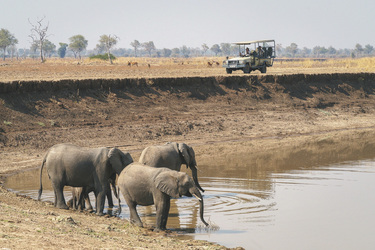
[1,73,375,249]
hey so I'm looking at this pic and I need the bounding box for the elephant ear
[154,171,180,198]
[178,143,191,168]
[108,148,133,175]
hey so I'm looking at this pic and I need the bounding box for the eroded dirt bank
[1,73,375,249]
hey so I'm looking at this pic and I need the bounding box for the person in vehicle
[245,47,250,56]
[257,46,264,57]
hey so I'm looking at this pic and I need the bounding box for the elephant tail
[37,157,47,201]
[117,186,122,214]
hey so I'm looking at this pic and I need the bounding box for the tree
[142,41,155,57]
[0,28,18,60]
[276,44,284,57]
[327,46,337,57]
[181,45,190,58]
[201,43,209,55]
[18,48,30,59]
[210,44,221,56]
[171,48,180,57]
[162,48,172,57]
[355,43,363,57]
[43,40,56,58]
[313,46,328,57]
[69,35,88,60]
[286,43,298,57]
[57,43,68,58]
[94,43,106,54]
[130,40,141,57]
[301,47,311,57]
[220,43,231,56]
[30,39,55,58]
[28,16,50,63]
[97,34,119,64]
[6,45,17,60]
[364,44,374,56]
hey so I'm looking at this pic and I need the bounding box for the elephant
[138,142,204,193]
[67,173,119,211]
[38,143,133,215]
[118,163,209,231]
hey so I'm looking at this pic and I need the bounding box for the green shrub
[89,53,116,61]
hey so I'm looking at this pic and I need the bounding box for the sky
[1,0,374,51]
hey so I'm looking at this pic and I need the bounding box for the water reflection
[5,131,375,249]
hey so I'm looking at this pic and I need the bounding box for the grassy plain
[0,57,374,82]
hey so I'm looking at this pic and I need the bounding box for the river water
[5,132,375,249]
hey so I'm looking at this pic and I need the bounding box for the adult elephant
[118,163,208,231]
[139,142,204,192]
[38,143,133,215]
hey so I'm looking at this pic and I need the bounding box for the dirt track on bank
[1,69,375,249]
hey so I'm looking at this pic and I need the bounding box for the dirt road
[1,66,375,249]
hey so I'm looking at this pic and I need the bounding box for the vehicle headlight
[223,60,228,64]
[239,60,245,64]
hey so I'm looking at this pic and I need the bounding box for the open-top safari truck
[222,39,276,74]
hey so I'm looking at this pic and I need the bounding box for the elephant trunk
[191,188,209,227]
[190,165,205,193]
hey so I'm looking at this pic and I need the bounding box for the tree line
[1,17,374,62]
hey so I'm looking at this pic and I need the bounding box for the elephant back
[139,144,181,171]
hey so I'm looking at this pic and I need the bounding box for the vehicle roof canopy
[233,40,275,45]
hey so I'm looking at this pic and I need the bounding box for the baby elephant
[67,173,119,211]
[118,163,208,231]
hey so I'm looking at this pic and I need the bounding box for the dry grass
[1,56,373,83]
[14,56,375,70]
[276,57,375,71]
[12,56,225,67]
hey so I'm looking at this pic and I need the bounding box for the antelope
[127,61,138,67]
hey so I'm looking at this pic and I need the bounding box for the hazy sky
[1,0,374,51]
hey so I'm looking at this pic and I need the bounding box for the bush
[89,53,116,60]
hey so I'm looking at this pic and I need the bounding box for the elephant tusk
[195,165,202,173]
[192,193,202,201]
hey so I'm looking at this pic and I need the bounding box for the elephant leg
[155,196,170,231]
[52,183,68,210]
[73,193,78,210]
[84,192,93,211]
[124,197,143,227]
[66,198,74,209]
[76,187,86,210]
[95,191,106,216]
[160,198,170,230]
[106,183,114,207]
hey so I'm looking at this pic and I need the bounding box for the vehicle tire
[243,64,251,74]
[226,68,233,74]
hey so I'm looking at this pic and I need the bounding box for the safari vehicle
[222,39,276,74]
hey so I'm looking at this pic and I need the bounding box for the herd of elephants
[37,142,209,231]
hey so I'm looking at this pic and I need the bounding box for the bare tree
[28,16,50,63]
